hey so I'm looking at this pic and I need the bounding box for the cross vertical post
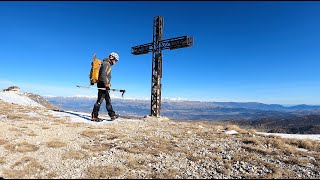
[131,16,193,118]
[151,16,163,117]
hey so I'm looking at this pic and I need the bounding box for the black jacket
[98,58,112,86]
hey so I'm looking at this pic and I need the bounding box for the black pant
[92,82,115,118]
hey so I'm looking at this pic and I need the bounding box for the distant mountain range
[43,96,320,134]
[2,88,319,134]
[44,96,320,121]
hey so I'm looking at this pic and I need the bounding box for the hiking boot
[110,114,119,121]
[93,118,103,122]
[91,112,99,121]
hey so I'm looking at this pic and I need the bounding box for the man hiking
[91,52,120,121]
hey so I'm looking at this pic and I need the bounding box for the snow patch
[48,110,143,125]
[257,132,320,141]
[224,130,238,134]
[0,91,44,107]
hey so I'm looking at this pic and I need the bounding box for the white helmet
[109,52,119,61]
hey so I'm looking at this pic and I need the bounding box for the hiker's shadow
[52,110,112,121]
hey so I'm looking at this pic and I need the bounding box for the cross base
[143,115,170,122]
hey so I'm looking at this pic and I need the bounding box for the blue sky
[0,1,320,105]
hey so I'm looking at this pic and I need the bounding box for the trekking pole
[76,85,126,98]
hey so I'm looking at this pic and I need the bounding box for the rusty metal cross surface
[131,16,193,117]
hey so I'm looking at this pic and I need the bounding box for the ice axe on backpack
[76,85,126,98]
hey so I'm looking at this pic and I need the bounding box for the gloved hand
[105,86,110,91]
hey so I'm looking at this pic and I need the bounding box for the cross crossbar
[132,36,193,55]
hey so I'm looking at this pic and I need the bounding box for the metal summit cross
[131,16,193,117]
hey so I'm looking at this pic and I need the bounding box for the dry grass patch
[172,132,192,139]
[80,130,105,138]
[8,127,21,132]
[208,145,225,153]
[186,151,206,162]
[232,150,270,167]
[17,108,32,113]
[284,138,320,152]
[232,151,249,162]
[214,159,232,175]
[62,150,88,160]
[136,128,154,136]
[81,143,112,152]
[238,145,310,178]
[11,156,34,167]
[3,157,45,179]
[104,126,118,133]
[0,101,22,111]
[242,137,261,146]
[181,123,222,140]
[119,153,147,169]
[85,165,125,178]
[207,153,222,161]
[263,161,296,179]
[194,130,218,140]
[30,106,45,111]
[135,138,178,155]
[0,138,8,145]
[211,125,225,131]
[86,126,104,129]
[216,132,230,139]
[104,133,123,140]
[4,142,39,153]
[116,145,143,154]
[26,131,38,136]
[41,126,50,129]
[283,156,311,166]
[231,151,298,179]
[66,122,83,127]
[0,157,5,164]
[311,154,320,167]
[46,172,57,178]
[148,168,180,179]
[21,116,40,121]
[266,138,298,155]
[8,128,38,137]
[247,128,257,134]
[52,119,70,125]
[18,125,28,128]
[117,137,195,157]
[241,145,275,156]
[6,113,25,120]
[225,124,247,133]
[47,140,67,148]
[44,113,59,119]
[282,144,299,155]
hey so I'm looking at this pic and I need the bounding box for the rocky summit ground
[0,99,320,179]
